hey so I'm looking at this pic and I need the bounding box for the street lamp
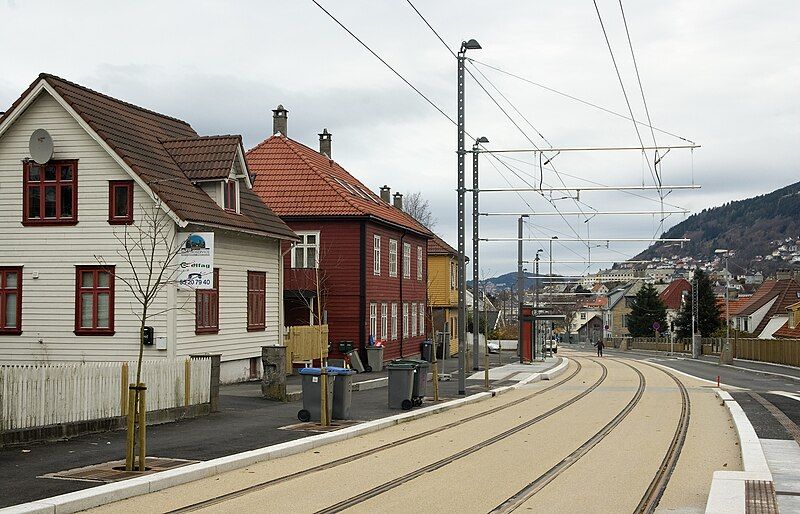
[535,249,543,360]
[457,38,481,396]
[715,249,732,364]
[472,136,488,371]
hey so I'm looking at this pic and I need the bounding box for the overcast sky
[2,0,798,278]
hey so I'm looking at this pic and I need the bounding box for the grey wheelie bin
[366,345,384,372]
[387,361,415,410]
[328,366,355,420]
[396,358,430,406]
[297,368,335,422]
[346,349,366,373]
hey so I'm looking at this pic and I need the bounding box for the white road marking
[643,359,747,390]
[768,391,800,402]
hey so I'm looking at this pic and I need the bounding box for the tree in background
[404,191,437,229]
[626,283,668,337]
[675,269,722,338]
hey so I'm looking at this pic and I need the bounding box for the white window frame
[381,302,388,340]
[403,243,411,278]
[403,302,409,337]
[391,302,398,339]
[419,303,425,337]
[369,302,377,339]
[417,246,423,281]
[221,179,240,214]
[389,239,398,277]
[373,235,381,275]
[291,231,320,269]
[411,302,417,336]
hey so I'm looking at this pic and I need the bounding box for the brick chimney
[319,129,332,158]
[380,185,391,203]
[393,192,403,210]
[272,104,288,136]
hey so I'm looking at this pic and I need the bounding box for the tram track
[489,358,691,514]
[168,358,590,513]
[313,359,609,514]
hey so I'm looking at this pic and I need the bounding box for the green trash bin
[387,362,415,410]
[394,358,430,406]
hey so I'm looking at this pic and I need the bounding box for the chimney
[319,128,332,157]
[272,104,288,136]
[776,268,792,281]
[380,185,391,203]
[393,192,403,210]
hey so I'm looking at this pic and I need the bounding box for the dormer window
[223,179,238,213]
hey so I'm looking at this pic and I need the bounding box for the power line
[310,0,457,128]
[467,58,695,145]
[591,0,660,194]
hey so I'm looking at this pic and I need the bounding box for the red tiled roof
[726,297,752,316]
[772,320,800,339]
[246,135,433,237]
[735,279,800,336]
[659,279,691,310]
[0,74,296,240]
[428,234,457,256]
[162,135,242,181]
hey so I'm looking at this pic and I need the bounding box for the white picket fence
[0,358,211,432]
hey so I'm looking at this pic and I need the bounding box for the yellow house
[427,235,459,356]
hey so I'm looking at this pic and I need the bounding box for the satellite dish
[29,129,54,165]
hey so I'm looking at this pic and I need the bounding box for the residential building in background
[246,107,432,363]
[427,234,459,357]
[0,74,297,382]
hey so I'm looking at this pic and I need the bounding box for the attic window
[224,180,238,213]
[23,160,78,226]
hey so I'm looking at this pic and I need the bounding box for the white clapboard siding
[0,359,210,431]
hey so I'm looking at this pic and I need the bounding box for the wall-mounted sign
[177,232,215,289]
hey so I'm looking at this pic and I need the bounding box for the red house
[246,106,433,361]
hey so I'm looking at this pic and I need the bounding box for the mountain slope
[634,180,800,271]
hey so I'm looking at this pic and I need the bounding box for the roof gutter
[190,221,300,242]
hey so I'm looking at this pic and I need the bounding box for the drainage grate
[279,420,363,433]
[745,480,779,514]
[40,457,199,483]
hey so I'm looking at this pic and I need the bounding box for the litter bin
[420,340,433,363]
[395,358,430,406]
[338,340,354,354]
[297,368,335,422]
[327,367,355,420]
[366,346,384,372]
[387,362,416,410]
[346,349,365,373]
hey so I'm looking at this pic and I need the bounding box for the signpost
[177,232,215,289]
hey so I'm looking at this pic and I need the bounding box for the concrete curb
[1,359,568,514]
[351,377,388,391]
[705,388,773,514]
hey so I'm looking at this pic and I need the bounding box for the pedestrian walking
[595,339,604,357]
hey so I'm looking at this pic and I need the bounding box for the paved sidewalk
[0,352,532,508]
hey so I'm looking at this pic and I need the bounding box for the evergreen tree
[674,269,722,338]
[626,283,668,337]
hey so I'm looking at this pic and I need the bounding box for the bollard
[717,375,720,388]
[137,384,146,471]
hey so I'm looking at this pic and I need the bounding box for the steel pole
[472,144,480,371]
[457,47,467,395]
[534,254,540,360]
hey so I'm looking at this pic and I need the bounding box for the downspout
[359,222,367,359]
[399,230,407,357]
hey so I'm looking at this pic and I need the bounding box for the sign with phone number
[177,232,215,290]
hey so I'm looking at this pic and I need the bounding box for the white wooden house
[0,74,297,383]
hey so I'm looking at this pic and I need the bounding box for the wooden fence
[606,336,800,367]
[0,358,211,432]
[284,324,329,370]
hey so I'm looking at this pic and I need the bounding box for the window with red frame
[0,267,22,334]
[23,160,78,225]
[108,180,133,224]
[196,268,219,334]
[247,271,266,331]
[75,266,114,335]
[223,180,237,212]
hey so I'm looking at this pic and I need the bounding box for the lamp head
[476,136,489,144]
[461,39,482,52]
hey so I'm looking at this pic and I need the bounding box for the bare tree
[95,199,188,471]
[403,191,437,229]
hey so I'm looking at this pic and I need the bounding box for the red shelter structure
[246,107,433,362]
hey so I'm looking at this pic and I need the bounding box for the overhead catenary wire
[467,58,696,145]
